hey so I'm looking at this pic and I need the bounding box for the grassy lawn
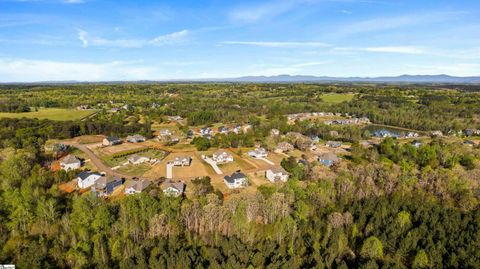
[0,108,98,121]
[116,163,152,176]
[321,93,355,104]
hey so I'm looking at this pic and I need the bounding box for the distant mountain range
[2,74,480,84]
[222,74,480,84]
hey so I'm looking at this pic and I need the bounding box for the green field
[0,108,98,121]
[321,93,355,103]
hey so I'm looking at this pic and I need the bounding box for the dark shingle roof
[224,171,246,183]
[77,171,101,180]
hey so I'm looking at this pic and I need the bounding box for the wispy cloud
[220,41,330,48]
[228,0,297,23]
[76,29,189,48]
[332,45,426,55]
[363,46,426,54]
[339,11,467,35]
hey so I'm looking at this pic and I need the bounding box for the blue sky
[0,0,479,81]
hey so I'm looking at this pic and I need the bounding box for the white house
[60,155,82,171]
[128,155,150,165]
[212,150,233,163]
[270,129,280,136]
[233,125,242,134]
[200,127,214,136]
[172,156,192,166]
[248,147,268,158]
[126,134,146,143]
[125,179,151,194]
[159,129,173,137]
[161,181,186,197]
[266,167,289,182]
[224,171,248,189]
[76,171,102,189]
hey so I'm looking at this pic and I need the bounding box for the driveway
[166,163,174,179]
[63,141,134,179]
[202,156,223,175]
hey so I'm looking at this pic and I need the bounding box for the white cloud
[332,46,426,55]
[150,29,189,45]
[77,29,88,47]
[220,41,330,48]
[76,29,189,48]
[339,11,466,35]
[363,46,426,54]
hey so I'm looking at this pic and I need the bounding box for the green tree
[360,236,384,260]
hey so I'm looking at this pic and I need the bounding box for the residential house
[309,135,320,143]
[76,105,89,110]
[224,171,248,189]
[243,124,253,133]
[464,129,480,137]
[172,156,192,166]
[159,129,173,137]
[126,134,146,143]
[218,126,229,134]
[200,127,214,136]
[186,130,194,139]
[266,167,289,182]
[92,176,124,197]
[77,171,102,189]
[124,179,151,194]
[326,141,342,148]
[275,142,294,153]
[405,132,419,138]
[60,155,82,171]
[412,140,422,148]
[431,130,443,137]
[109,107,121,113]
[212,150,234,163]
[248,147,268,158]
[162,181,186,197]
[233,125,242,134]
[128,155,150,165]
[318,152,340,167]
[270,129,280,136]
[464,140,475,146]
[102,136,122,146]
[167,115,183,121]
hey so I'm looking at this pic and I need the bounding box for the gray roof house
[103,136,122,146]
[224,171,248,189]
[92,176,124,197]
[125,179,151,194]
[162,181,186,197]
[326,141,342,148]
[318,152,340,167]
[60,155,82,171]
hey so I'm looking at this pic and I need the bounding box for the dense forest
[0,83,479,268]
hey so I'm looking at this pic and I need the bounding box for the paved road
[202,156,223,175]
[64,141,134,179]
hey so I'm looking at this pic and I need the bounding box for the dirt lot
[143,152,211,180]
[92,142,147,157]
